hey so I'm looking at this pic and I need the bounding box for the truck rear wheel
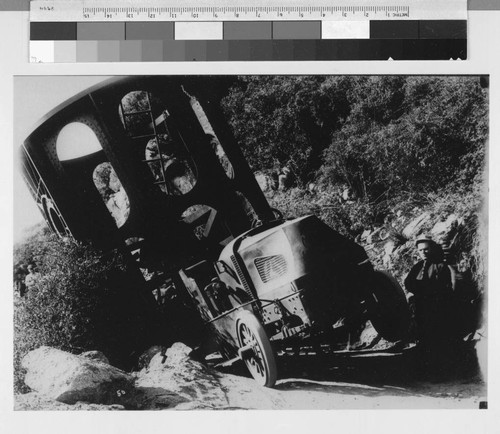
[369,271,411,342]
[236,311,278,387]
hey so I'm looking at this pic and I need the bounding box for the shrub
[14,229,159,393]
[319,76,487,204]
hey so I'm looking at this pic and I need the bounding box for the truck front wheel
[369,271,411,342]
[236,311,278,387]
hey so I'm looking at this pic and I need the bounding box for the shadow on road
[278,342,484,399]
[215,341,485,401]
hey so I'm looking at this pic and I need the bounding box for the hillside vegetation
[14,228,160,393]
[222,76,488,285]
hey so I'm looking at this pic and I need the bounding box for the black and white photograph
[2,2,500,433]
[13,74,488,410]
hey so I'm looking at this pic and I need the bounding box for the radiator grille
[230,255,253,298]
[254,255,288,283]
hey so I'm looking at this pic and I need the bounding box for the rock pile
[15,343,283,410]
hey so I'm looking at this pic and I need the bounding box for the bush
[222,75,487,208]
[319,76,487,202]
[222,76,343,183]
[14,229,159,393]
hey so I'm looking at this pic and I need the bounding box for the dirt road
[215,339,486,410]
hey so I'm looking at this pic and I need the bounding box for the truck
[20,76,410,387]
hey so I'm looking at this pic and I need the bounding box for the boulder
[254,172,272,191]
[136,342,294,410]
[136,342,228,408]
[80,350,109,364]
[402,212,431,239]
[431,214,463,246]
[22,346,134,405]
[382,240,397,268]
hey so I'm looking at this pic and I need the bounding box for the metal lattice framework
[21,76,274,274]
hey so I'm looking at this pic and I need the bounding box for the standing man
[404,236,453,346]
[14,263,27,297]
[24,264,41,292]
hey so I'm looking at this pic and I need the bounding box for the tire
[369,271,411,342]
[236,311,278,387]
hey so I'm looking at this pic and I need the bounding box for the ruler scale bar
[31,0,467,21]
[4,0,495,10]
